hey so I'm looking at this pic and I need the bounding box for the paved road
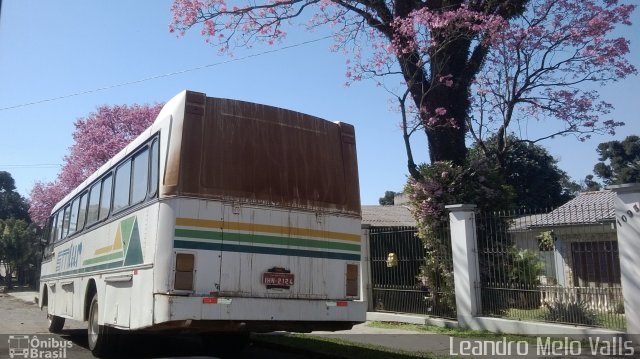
[0,293,312,359]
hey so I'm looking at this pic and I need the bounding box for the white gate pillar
[609,184,640,336]
[446,204,479,327]
[361,224,373,311]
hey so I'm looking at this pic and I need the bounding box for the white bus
[39,90,365,356]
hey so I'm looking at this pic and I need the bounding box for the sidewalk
[310,322,454,356]
[306,322,640,359]
[6,290,452,355]
[8,291,632,358]
[5,289,39,305]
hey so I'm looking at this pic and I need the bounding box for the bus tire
[47,314,65,333]
[87,293,118,357]
[201,332,249,357]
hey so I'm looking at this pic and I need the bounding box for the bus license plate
[262,272,294,286]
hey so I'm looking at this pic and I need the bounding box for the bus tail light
[174,253,195,291]
[346,264,359,297]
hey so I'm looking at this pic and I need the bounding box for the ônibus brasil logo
[8,335,72,359]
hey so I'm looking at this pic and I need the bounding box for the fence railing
[474,207,625,330]
[369,225,455,319]
[366,201,626,330]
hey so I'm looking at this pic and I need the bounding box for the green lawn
[252,333,443,359]
[503,307,625,331]
[367,321,540,343]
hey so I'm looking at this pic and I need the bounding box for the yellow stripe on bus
[94,244,114,255]
[175,217,360,242]
[93,227,124,255]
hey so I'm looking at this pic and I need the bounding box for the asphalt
[4,289,455,356]
[8,290,632,358]
[4,289,39,305]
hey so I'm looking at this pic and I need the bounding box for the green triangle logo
[121,217,143,266]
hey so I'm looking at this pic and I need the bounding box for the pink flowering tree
[29,104,163,227]
[171,0,528,174]
[171,0,635,310]
[470,0,636,167]
[170,0,634,176]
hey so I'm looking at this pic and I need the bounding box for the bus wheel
[47,314,65,333]
[87,293,118,357]
[201,333,250,357]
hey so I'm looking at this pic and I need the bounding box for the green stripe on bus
[82,251,124,266]
[41,260,125,280]
[175,229,360,252]
[174,240,361,261]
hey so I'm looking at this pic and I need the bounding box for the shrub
[508,248,543,309]
[406,159,512,317]
[614,300,625,315]
[543,301,598,326]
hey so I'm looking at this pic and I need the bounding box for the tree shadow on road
[58,329,214,358]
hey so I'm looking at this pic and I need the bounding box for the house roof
[361,205,417,227]
[362,191,615,228]
[531,190,615,227]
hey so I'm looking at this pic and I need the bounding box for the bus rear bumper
[152,294,366,332]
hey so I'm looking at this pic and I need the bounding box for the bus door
[218,202,259,297]
[174,200,225,296]
[218,203,329,299]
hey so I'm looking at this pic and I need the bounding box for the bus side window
[149,138,159,197]
[132,147,149,204]
[48,215,58,244]
[68,197,80,236]
[113,160,132,213]
[55,210,64,242]
[87,182,101,226]
[99,174,113,221]
[76,191,88,232]
[61,205,71,239]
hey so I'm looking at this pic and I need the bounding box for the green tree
[406,158,511,315]
[172,1,635,175]
[582,175,602,192]
[593,135,640,185]
[0,171,29,222]
[0,219,37,289]
[471,136,578,209]
[378,191,396,206]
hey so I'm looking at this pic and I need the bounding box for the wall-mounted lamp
[386,252,398,268]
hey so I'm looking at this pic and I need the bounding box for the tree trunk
[422,35,472,165]
[424,116,468,165]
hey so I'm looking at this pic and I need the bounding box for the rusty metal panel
[337,122,360,215]
[161,91,207,196]
[177,96,360,215]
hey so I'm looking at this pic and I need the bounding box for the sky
[0,1,638,206]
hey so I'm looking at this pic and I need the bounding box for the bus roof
[52,91,361,216]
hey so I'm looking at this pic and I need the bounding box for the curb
[5,291,39,305]
[252,335,352,359]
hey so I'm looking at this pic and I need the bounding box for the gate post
[446,204,480,328]
[361,224,373,311]
[609,184,640,336]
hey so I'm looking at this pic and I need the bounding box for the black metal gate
[475,208,625,330]
[369,226,455,318]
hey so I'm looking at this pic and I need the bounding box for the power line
[0,164,61,168]
[0,36,333,112]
